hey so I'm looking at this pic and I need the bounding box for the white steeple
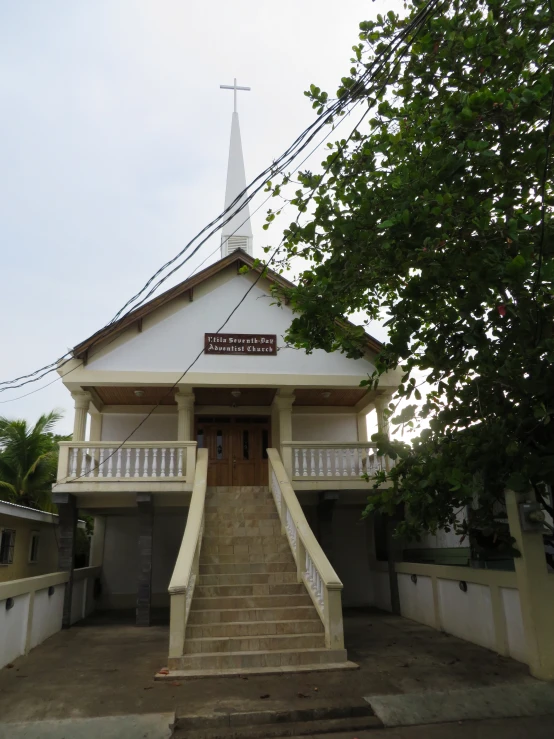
[220,79,253,258]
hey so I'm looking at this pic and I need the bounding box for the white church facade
[51,91,401,674]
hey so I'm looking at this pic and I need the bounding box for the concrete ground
[0,608,536,723]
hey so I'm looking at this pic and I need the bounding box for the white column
[273,390,295,477]
[175,388,195,441]
[373,395,391,440]
[89,516,106,567]
[71,391,92,442]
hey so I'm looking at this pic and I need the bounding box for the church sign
[204,333,277,356]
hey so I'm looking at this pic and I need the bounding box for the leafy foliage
[0,411,69,511]
[268,0,554,550]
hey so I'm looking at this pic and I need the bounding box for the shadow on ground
[0,608,533,722]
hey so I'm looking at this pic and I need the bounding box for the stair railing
[267,448,345,650]
[168,447,208,659]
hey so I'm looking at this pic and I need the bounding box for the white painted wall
[332,508,373,606]
[292,414,358,443]
[437,579,495,650]
[88,271,377,379]
[501,587,527,662]
[101,413,177,442]
[30,585,65,649]
[398,573,435,627]
[0,593,29,667]
[101,511,186,608]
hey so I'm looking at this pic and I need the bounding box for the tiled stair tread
[194,584,305,596]
[186,619,324,638]
[191,596,312,611]
[187,606,320,624]
[173,647,348,668]
[199,563,297,574]
[157,661,358,680]
[184,633,326,653]
[198,573,298,584]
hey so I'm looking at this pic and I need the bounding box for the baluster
[88,448,96,477]
[98,448,105,478]
[294,448,300,476]
[326,448,332,476]
[342,449,348,476]
[301,448,307,476]
[305,550,309,577]
[177,448,183,477]
[80,448,87,477]
[160,448,166,477]
[134,448,141,477]
[169,448,175,477]
[152,448,158,477]
[116,449,122,478]
[334,449,340,476]
[318,449,324,477]
[71,448,78,477]
[350,448,356,476]
[124,448,131,477]
[310,448,316,476]
[107,449,113,477]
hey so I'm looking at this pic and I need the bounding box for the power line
[0,1,438,396]
[54,0,442,485]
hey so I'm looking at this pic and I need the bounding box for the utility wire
[0,0,437,395]
[54,0,441,486]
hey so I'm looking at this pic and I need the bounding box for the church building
[52,82,401,676]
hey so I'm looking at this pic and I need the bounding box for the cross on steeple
[220,78,251,113]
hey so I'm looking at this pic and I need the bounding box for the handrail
[267,448,345,650]
[281,441,378,449]
[167,448,208,658]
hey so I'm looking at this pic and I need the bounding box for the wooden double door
[196,416,270,487]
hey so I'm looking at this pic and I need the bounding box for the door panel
[196,417,270,487]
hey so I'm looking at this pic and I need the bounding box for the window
[0,529,15,565]
[29,531,40,564]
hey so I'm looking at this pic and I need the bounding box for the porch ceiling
[89,386,369,408]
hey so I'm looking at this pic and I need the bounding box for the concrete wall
[101,413,177,442]
[0,568,99,669]
[100,510,186,609]
[292,414,358,443]
[367,561,528,665]
[0,515,59,583]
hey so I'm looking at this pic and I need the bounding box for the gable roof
[72,250,383,361]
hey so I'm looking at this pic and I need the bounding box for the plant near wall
[0,411,69,512]
[266,0,554,552]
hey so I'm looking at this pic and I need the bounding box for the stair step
[199,562,296,575]
[201,542,292,557]
[195,583,306,598]
[172,715,377,739]
[186,619,324,639]
[200,552,295,565]
[191,594,311,610]
[169,647,348,671]
[187,606,319,624]
[198,572,298,586]
[184,632,325,654]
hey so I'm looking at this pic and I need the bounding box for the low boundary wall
[0,566,101,669]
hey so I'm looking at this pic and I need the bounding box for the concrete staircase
[171,486,349,675]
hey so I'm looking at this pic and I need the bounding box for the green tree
[0,411,68,512]
[269,0,554,550]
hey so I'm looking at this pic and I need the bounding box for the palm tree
[0,411,68,512]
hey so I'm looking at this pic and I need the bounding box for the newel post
[323,585,344,650]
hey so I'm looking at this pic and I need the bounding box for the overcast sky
[0,1,404,435]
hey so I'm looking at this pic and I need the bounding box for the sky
[0,0,405,435]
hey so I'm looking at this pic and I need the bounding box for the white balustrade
[61,442,194,482]
[268,448,344,651]
[284,443,388,479]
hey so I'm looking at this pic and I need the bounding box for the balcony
[281,442,389,491]
[55,441,197,494]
